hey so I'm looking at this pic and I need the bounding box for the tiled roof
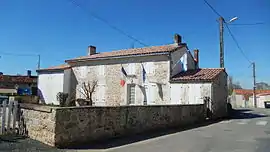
[234,89,270,100]
[234,89,270,95]
[66,44,183,62]
[171,68,225,82]
[0,75,37,83]
[37,64,70,72]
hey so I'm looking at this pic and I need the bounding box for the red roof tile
[171,68,225,82]
[37,64,70,72]
[234,89,270,100]
[66,44,183,62]
[0,75,37,83]
[234,89,270,95]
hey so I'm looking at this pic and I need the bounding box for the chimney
[88,45,96,55]
[194,49,199,68]
[27,70,31,77]
[174,34,182,45]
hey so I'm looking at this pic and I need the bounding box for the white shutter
[80,66,87,78]
[128,63,136,75]
[150,84,156,104]
[99,65,105,76]
[97,85,105,103]
[145,62,155,74]
[101,85,105,102]
[145,83,156,104]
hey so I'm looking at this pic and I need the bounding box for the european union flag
[142,64,146,83]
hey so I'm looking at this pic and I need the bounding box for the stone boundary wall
[20,104,56,146]
[20,104,205,147]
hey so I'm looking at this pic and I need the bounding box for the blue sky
[0,0,269,88]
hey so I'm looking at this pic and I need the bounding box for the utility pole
[37,55,41,69]
[219,17,225,68]
[252,62,257,108]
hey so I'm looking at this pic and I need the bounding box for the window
[127,84,136,104]
[98,65,105,76]
[128,63,136,75]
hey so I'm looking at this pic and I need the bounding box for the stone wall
[20,104,205,148]
[71,55,171,106]
[212,72,228,119]
[20,104,56,146]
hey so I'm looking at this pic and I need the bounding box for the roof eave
[36,68,70,73]
[65,52,171,63]
[170,79,213,83]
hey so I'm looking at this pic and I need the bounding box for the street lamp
[219,16,238,68]
[228,17,238,23]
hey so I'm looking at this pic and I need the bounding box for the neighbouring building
[38,34,228,118]
[170,68,228,118]
[36,64,76,105]
[0,70,37,96]
[230,89,270,108]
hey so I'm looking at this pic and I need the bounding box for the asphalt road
[1,108,270,152]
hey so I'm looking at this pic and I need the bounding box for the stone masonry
[19,103,205,148]
[20,104,56,146]
[71,55,171,106]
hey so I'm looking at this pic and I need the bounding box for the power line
[67,0,148,47]
[224,23,252,63]
[0,52,38,57]
[203,0,222,17]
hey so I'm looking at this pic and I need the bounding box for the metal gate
[0,99,19,135]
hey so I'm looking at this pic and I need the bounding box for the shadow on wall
[64,118,221,150]
[14,105,28,137]
[37,88,45,104]
[138,85,147,105]
[138,83,164,104]
[156,83,163,101]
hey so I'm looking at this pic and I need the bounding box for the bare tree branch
[77,80,98,106]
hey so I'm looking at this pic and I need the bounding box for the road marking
[220,120,232,124]
[237,121,247,125]
[256,120,268,126]
[236,119,251,125]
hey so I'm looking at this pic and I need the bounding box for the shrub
[56,92,69,107]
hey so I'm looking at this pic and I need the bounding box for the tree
[256,82,270,90]
[228,76,242,95]
[78,80,98,106]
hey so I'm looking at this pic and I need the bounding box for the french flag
[120,66,127,87]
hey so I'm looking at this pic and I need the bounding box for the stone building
[37,34,228,118]
[64,34,197,106]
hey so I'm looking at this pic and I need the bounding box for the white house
[36,64,72,105]
[37,34,228,118]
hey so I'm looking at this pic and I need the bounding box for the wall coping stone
[20,103,53,113]
[53,104,204,110]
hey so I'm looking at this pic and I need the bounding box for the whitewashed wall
[171,48,196,77]
[249,95,270,108]
[38,72,64,105]
[170,83,212,104]
[231,94,246,108]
